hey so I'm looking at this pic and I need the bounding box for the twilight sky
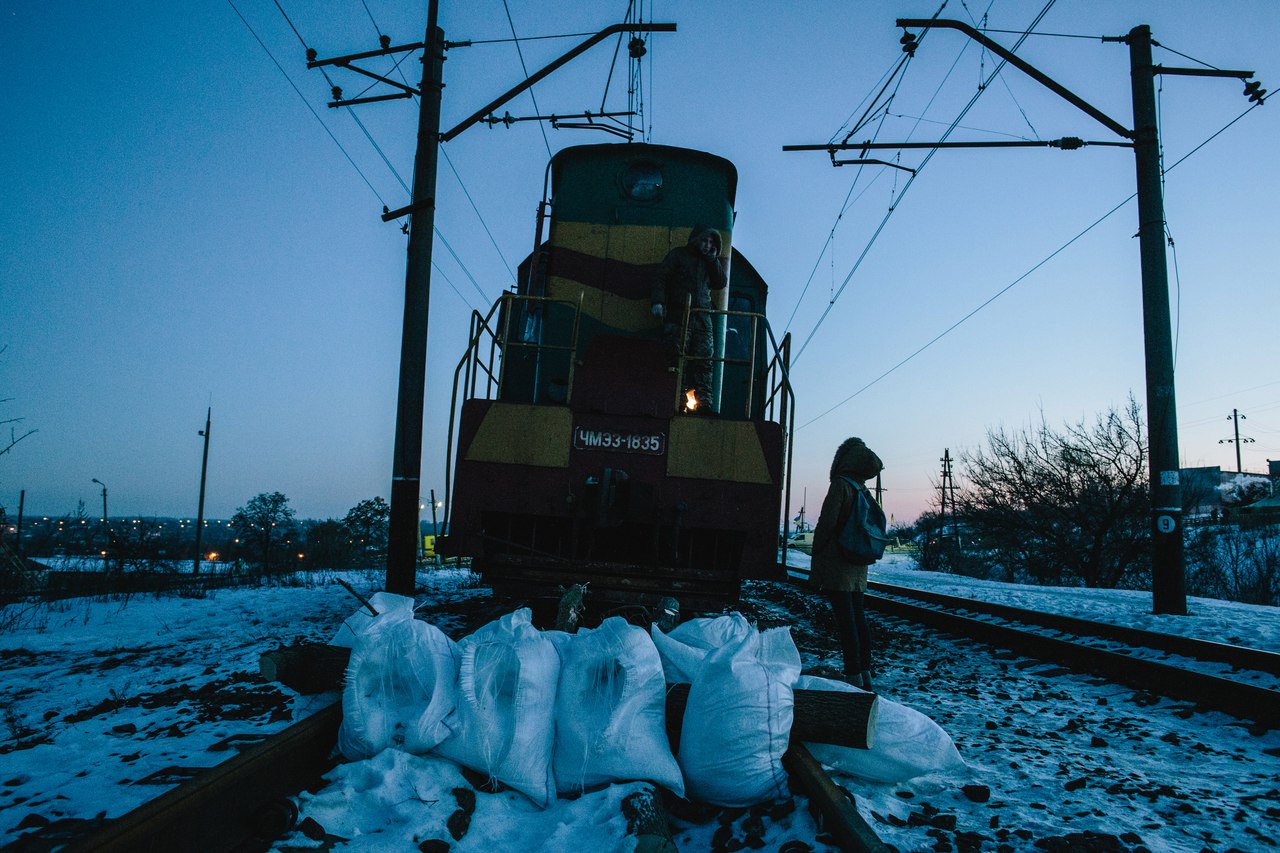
[2,0,1278,527]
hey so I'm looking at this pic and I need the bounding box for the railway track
[52,597,892,853]
[33,573,1280,853]
[858,579,1280,729]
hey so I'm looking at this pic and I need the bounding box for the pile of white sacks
[331,592,966,810]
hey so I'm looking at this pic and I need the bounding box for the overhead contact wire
[800,100,1263,429]
[792,0,1056,367]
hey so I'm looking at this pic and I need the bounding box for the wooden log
[663,683,878,751]
[258,643,351,695]
[260,645,879,749]
[620,783,678,853]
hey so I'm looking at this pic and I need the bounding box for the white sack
[796,675,967,783]
[337,593,459,761]
[434,608,560,808]
[677,625,801,806]
[650,612,753,683]
[552,617,684,797]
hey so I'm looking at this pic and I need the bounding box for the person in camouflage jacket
[650,225,727,412]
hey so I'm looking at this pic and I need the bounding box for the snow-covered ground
[1,557,1277,852]
[865,555,1280,652]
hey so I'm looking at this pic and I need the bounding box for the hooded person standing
[650,225,727,412]
[810,437,885,691]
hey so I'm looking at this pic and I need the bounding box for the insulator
[306,48,317,63]
[1057,137,1085,150]
[628,36,647,59]
[331,86,343,101]
[380,34,391,50]
[900,30,918,56]
[1244,79,1267,104]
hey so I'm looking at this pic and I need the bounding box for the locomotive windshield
[622,160,663,201]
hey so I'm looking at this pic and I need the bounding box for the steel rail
[55,651,888,853]
[865,593,1280,728]
[60,703,341,853]
[868,580,1280,675]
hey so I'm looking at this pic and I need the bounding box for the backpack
[836,476,891,564]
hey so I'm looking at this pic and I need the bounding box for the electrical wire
[976,27,1107,40]
[270,0,496,306]
[792,2,1057,367]
[1151,41,1222,71]
[358,0,384,40]
[460,31,598,46]
[798,192,1134,431]
[799,98,1265,431]
[432,262,482,312]
[350,3,515,289]
[781,25,940,338]
[1156,73,1180,371]
[501,0,554,160]
[783,0,990,340]
[441,146,517,282]
[1184,382,1280,408]
[226,0,388,209]
[886,112,1031,139]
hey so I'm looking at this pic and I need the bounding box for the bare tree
[1,346,36,458]
[231,492,298,575]
[958,396,1150,589]
[1187,524,1280,606]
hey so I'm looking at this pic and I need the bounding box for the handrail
[442,293,797,552]
[442,293,582,532]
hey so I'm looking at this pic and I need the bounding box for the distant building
[1238,491,1280,524]
[1181,465,1275,522]
[1181,466,1226,519]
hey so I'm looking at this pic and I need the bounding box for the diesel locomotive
[437,143,794,611]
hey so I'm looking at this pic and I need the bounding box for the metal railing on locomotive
[443,291,585,536]
[669,299,800,573]
[671,300,795,422]
[441,290,798,570]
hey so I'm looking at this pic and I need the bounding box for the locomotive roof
[550,142,738,200]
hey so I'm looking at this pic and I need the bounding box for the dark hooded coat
[809,437,885,592]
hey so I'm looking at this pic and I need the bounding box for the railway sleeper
[867,592,1280,730]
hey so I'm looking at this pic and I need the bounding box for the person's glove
[651,304,665,320]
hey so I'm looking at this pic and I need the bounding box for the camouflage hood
[687,224,722,254]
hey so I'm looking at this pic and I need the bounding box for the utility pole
[384,10,445,597]
[786,19,1260,615]
[194,407,211,574]
[938,449,960,548]
[1125,25,1186,615]
[310,12,675,596]
[91,478,108,533]
[1219,408,1254,473]
[91,477,109,568]
[16,489,24,556]
[429,488,442,567]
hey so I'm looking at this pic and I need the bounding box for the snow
[2,558,1278,852]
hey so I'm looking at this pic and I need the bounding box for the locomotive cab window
[622,161,663,202]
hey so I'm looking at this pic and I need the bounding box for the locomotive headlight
[622,160,663,201]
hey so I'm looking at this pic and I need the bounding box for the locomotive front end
[439,143,793,612]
